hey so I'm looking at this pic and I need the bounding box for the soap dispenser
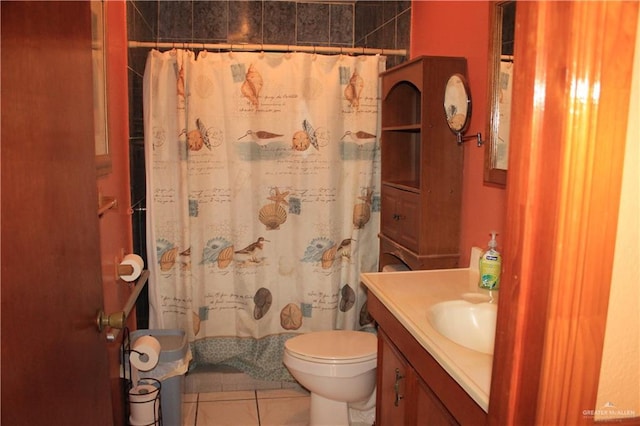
[479,232,501,290]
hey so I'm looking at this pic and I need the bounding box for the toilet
[283,330,377,426]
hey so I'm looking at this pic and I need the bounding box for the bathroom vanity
[361,268,494,425]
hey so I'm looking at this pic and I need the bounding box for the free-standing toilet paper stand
[122,328,163,426]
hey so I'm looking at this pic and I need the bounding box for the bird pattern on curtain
[144,50,384,380]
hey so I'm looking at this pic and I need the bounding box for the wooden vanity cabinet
[379,56,466,271]
[378,330,457,425]
[369,293,487,425]
[378,329,411,425]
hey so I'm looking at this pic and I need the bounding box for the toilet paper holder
[116,253,145,282]
[120,328,163,426]
[118,263,135,276]
[100,270,149,341]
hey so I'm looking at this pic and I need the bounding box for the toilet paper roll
[129,382,160,425]
[130,335,161,372]
[119,254,144,282]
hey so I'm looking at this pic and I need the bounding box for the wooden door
[488,1,639,424]
[1,2,114,425]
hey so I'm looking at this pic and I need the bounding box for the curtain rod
[128,41,406,57]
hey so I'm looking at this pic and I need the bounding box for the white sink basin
[427,300,497,354]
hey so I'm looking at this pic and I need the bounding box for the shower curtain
[144,49,384,380]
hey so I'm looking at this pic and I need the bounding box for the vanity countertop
[361,267,495,412]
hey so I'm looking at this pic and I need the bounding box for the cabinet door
[415,377,458,425]
[381,186,420,252]
[378,330,411,425]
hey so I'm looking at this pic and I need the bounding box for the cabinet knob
[392,214,405,221]
[394,368,405,407]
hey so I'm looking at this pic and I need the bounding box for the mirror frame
[92,0,112,177]
[484,1,513,187]
[444,73,472,136]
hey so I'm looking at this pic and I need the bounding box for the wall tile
[128,0,409,57]
[365,24,383,49]
[381,20,396,50]
[158,1,193,41]
[128,46,148,76]
[128,1,155,42]
[330,4,354,45]
[129,137,146,201]
[397,9,411,52]
[133,0,157,39]
[127,2,139,42]
[128,70,144,138]
[297,2,330,43]
[355,2,383,43]
[382,1,399,23]
[193,1,228,41]
[264,1,296,45]
[228,1,263,43]
[398,1,411,14]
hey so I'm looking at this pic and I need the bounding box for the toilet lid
[285,330,377,361]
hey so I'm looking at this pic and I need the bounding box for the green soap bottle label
[479,257,501,289]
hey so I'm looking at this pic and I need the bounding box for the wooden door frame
[487,1,639,425]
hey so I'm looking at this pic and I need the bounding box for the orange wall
[411,1,506,266]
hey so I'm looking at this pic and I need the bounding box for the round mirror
[444,73,471,134]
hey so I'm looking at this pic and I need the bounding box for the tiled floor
[180,366,311,425]
[182,388,310,426]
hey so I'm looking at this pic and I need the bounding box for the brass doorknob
[96,310,126,332]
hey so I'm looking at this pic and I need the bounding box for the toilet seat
[284,330,377,364]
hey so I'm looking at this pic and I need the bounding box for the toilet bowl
[283,330,377,426]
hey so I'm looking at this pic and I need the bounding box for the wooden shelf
[382,181,420,193]
[379,56,467,271]
[382,124,421,132]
